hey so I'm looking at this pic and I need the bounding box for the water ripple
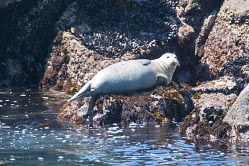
[0,90,247,165]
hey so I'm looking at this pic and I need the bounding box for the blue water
[0,89,248,165]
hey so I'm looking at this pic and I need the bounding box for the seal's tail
[67,82,91,102]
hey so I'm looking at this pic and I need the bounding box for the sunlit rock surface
[179,0,249,142]
[223,84,249,142]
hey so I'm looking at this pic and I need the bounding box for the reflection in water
[0,89,248,165]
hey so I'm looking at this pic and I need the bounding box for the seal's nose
[172,58,180,67]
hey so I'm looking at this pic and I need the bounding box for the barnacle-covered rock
[180,0,249,142]
[57,86,192,125]
[180,107,232,140]
[197,0,249,78]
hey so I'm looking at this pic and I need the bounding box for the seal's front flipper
[156,74,169,86]
[68,82,92,102]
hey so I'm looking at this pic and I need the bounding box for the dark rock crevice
[0,0,75,87]
[176,0,224,83]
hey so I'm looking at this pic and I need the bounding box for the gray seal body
[68,53,179,102]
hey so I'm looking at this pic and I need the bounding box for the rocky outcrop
[179,0,249,142]
[41,0,206,126]
[43,0,226,92]
[58,86,193,125]
[0,0,74,87]
[45,0,237,127]
[1,0,249,142]
[198,0,249,80]
[41,32,136,93]
[41,1,185,91]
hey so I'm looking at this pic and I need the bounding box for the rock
[0,0,21,8]
[58,86,193,125]
[177,23,195,43]
[179,0,249,142]
[195,11,217,55]
[192,76,237,93]
[0,0,74,87]
[224,84,249,129]
[1,0,248,142]
[41,32,136,92]
[218,56,249,93]
[191,92,237,112]
[57,0,178,58]
[222,84,249,142]
[186,76,238,113]
[198,0,249,77]
[180,107,232,140]
[179,77,238,140]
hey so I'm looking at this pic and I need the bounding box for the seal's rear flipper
[67,82,92,102]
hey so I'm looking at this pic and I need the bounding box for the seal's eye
[167,56,169,58]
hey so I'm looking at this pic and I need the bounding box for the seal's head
[158,53,179,71]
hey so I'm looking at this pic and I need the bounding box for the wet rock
[179,73,240,141]
[179,76,237,140]
[58,97,93,123]
[58,86,192,125]
[180,107,232,140]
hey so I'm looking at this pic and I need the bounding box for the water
[0,89,248,166]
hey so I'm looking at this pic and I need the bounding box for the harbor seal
[68,53,179,102]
